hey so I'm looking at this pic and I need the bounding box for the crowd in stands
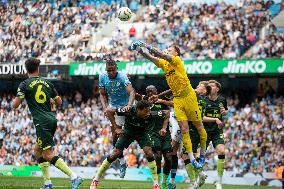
[1,0,283,64]
[251,30,284,59]
[0,90,283,174]
[0,0,119,64]
[100,0,283,61]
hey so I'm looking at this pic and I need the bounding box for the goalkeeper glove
[129,41,138,51]
[136,40,152,50]
[129,40,145,51]
[146,44,153,51]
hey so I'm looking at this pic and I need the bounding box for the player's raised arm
[136,46,160,67]
[147,46,173,63]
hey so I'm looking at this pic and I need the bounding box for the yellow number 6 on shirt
[35,85,46,103]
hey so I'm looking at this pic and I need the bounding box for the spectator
[0,0,120,64]
[129,25,137,38]
[251,31,284,59]
[95,0,280,61]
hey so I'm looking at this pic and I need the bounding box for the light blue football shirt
[99,71,132,108]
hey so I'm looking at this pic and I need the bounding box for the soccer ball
[117,7,132,21]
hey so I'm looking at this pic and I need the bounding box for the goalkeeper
[129,41,207,169]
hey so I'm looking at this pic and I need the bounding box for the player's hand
[220,107,227,116]
[121,105,131,112]
[155,99,164,104]
[136,40,146,47]
[129,41,138,51]
[115,128,122,136]
[149,95,159,103]
[215,118,223,129]
[159,128,167,137]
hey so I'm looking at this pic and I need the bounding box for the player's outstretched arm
[158,89,172,98]
[136,47,161,67]
[147,46,172,62]
[159,99,174,107]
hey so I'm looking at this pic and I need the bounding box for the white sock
[153,180,159,185]
[94,174,99,181]
[200,147,206,156]
[217,176,222,183]
[71,173,78,180]
[188,152,195,161]
[119,157,126,165]
[44,180,52,185]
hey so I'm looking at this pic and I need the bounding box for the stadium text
[223,60,266,73]
[68,58,284,76]
[0,64,27,75]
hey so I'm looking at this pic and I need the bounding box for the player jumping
[99,58,135,178]
[131,42,207,170]
[13,58,83,189]
[90,100,170,189]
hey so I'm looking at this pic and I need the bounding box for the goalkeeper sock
[197,128,207,155]
[148,160,158,184]
[119,157,126,165]
[38,157,51,184]
[95,158,111,181]
[217,155,225,183]
[51,156,77,180]
[182,132,193,154]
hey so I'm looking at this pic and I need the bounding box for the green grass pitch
[0,176,278,189]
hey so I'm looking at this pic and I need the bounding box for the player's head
[146,85,157,97]
[105,58,118,79]
[208,80,221,95]
[25,58,40,75]
[136,100,151,119]
[165,45,181,57]
[196,81,211,96]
